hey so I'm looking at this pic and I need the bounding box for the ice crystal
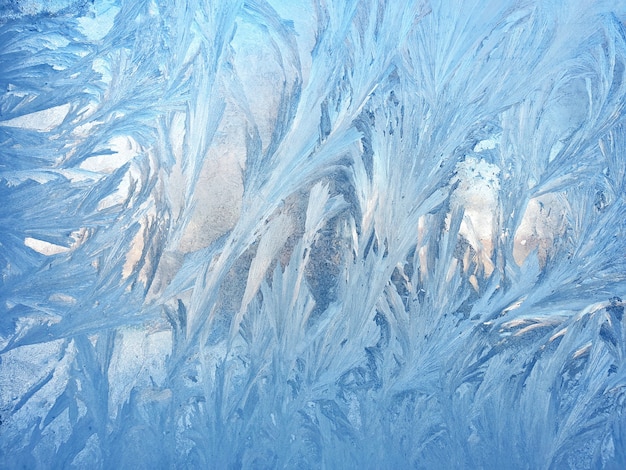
[1,0,626,468]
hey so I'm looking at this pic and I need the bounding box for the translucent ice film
[2,0,626,468]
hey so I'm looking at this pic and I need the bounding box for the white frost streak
[24,237,70,255]
[0,104,70,132]
[24,228,90,256]
[80,136,141,173]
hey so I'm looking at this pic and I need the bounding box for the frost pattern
[1,0,626,468]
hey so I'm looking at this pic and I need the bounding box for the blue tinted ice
[1,0,626,468]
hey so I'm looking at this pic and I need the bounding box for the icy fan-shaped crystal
[1,0,626,468]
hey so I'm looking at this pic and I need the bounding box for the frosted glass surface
[1,1,626,468]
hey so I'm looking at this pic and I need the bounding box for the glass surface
[1,0,626,467]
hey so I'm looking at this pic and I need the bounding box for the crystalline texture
[1,0,626,468]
